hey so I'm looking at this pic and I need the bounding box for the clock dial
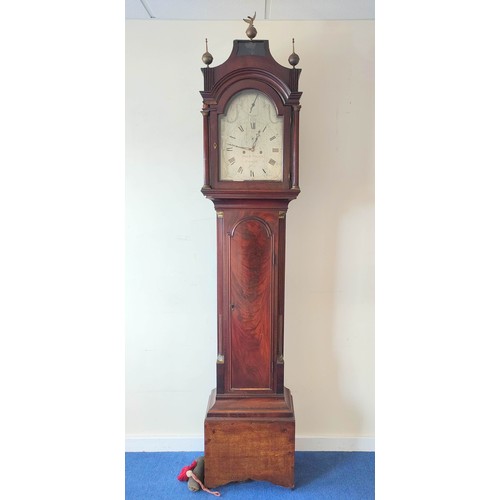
[219,90,284,181]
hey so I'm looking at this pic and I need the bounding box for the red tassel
[177,460,198,481]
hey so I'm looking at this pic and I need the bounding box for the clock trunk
[215,207,287,396]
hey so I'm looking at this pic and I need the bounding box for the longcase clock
[199,18,302,489]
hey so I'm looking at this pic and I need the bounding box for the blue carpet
[126,451,374,499]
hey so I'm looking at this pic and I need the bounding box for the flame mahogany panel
[223,210,279,392]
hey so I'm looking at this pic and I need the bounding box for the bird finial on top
[243,12,257,40]
[243,12,256,25]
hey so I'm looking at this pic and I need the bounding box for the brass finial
[288,38,300,67]
[202,38,213,66]
[243,12,257,40]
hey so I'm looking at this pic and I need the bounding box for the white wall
[126,20,374,450]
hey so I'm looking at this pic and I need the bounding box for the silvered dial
[219,90,284,181]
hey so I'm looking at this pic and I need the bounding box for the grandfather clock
[200,16,302,489]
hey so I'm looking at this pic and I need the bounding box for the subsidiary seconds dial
[219,90,284,181]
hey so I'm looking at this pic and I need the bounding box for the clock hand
[250,129,262,150]
[249,95,258,113]
[227,143,253,150]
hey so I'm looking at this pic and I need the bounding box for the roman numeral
[250,170,255,177]
[262,168,267,174]
[229,135,236,139]
[268,159,276,166]
[272,148,279,153]
[226,147,233,151]
[269,135,276,141]
[250,122,256,129]
[237,167,243,173]
[228,157,236,165]
[238,125,244,132]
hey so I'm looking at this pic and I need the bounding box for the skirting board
[125,436,374,452]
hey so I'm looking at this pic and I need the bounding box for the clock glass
[219,90,284,181]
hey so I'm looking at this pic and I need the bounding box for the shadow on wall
[286,183,373,437]
[284,23,374,437]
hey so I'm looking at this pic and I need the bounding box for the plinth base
[204,388,295,488]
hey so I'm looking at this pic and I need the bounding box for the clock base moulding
[204,388,295,489]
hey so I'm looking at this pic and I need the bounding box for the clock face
[219,90,284,182]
